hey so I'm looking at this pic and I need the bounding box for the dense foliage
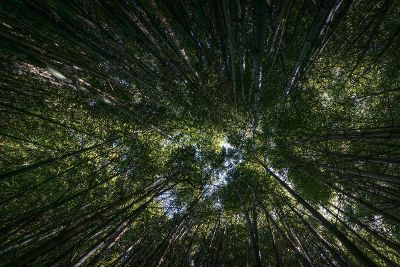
[1,0,400,266]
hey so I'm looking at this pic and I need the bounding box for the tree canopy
[1,0,400,266]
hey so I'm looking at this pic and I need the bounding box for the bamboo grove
[0,0,399,266]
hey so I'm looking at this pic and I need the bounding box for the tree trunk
[263,164,378,267]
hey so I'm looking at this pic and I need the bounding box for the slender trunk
[11,179,172,266]
[251,0,268,134]
[289,204,351,267]
[0,138,114,180]
[321,164,400,184]
[244,210,262,267]
[262,163,378,267]
[262,205,282,267]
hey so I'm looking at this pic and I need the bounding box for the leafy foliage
[1,0,400,266]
